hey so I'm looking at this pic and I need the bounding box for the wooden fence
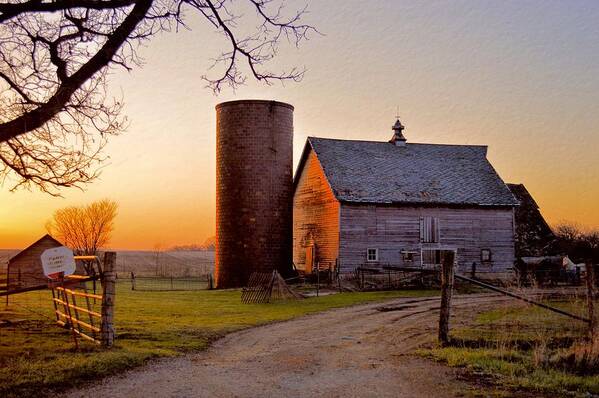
[241,271,303,303]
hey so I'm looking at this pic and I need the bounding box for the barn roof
[507,183,555,257]
[296,137,518,207]
[9,234,63,263]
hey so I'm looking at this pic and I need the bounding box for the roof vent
[390,118,406,146]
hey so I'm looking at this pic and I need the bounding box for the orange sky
[1,1,598,250]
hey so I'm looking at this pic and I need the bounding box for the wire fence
[114,251,214,278]
[121,273,213,291]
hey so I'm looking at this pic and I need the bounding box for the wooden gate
[50,252,116,348]
[52,279,102,346]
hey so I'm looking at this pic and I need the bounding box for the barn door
[305,244,315,274]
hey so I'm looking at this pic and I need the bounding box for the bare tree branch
[0,0,316,194]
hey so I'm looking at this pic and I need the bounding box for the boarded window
[366,248,378,262]
[420,217,440,243]
[422,249,442,265]
[401,251,415,263]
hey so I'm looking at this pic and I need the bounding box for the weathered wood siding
[293,150,340,271]
[338,204,515,274]
[7,235,62,290]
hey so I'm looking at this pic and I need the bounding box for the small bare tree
[0,0,316,194]
[46,198,118,256]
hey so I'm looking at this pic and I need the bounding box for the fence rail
[52,284,103,347]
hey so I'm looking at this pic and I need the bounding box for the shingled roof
[297,137,518,207]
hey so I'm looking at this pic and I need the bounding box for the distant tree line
[169,236,215,252]
[552,222,599,264]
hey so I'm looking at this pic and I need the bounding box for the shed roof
[9,234,63,263]
[296,137,518,207]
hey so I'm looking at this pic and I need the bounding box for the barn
[507,183,555,258]
[7,234,63,291]
[293,119,520,277]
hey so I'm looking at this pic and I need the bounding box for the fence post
[316,262,320,298]
[586,261,596,337]
[101,251,117,348]
[439,251,455,346]
[336,259,342,293]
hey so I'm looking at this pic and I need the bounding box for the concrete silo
[215,100,294,288]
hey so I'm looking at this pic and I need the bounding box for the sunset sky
[1,1,598,250]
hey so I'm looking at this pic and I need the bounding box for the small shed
[7,234,64,291]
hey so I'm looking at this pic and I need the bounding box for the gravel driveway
[66,293,514,398]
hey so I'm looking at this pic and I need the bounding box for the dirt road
[67,294,515,398]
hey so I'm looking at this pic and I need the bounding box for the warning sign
[41,246,76,279]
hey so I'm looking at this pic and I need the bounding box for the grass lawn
[0,284,437,397]
[418,298,599,397]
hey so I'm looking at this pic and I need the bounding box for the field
[0,249,214,278]
[0,285,437,397]
[115,250,214,277]
[419,296,599,396]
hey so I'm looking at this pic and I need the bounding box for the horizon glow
[1,1,598,250]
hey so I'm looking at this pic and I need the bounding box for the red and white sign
[41,246,76,279]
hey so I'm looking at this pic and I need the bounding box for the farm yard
[2,277,599,397]
[38,288,599,398]
[0,283,429,397]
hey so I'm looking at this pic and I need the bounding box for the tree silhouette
[46,198,118,256]
[0,0,315,194]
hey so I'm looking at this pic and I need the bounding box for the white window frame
[366,248,379,262]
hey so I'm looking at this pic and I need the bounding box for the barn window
[401,251,415,263]
[420,217,440,243]
[481,249,492,262]
[366,248,378,262]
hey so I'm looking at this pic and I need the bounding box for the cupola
[390,117,406,146]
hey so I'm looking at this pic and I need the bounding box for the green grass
[0,285,436,396]
[418,299,599,397]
